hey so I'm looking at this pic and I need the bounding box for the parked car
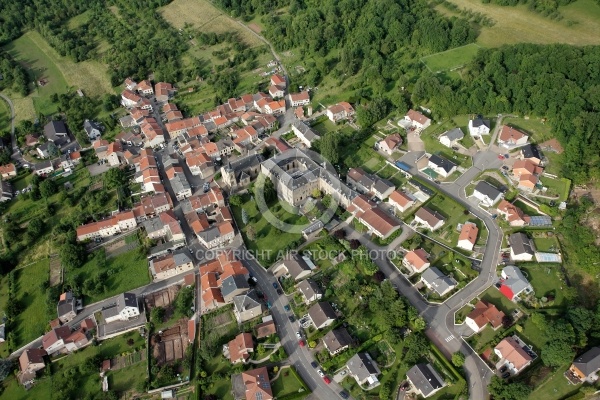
[499,366,507,373]
[296,332,302,339]
[288,316,295,323]
[311,361,318,368]
[298,340,305,347]
[272,282,278,289]
[277,289,283,295]
[323,376,331,384]
[502,373,510,379]
[317,370,325,378]
[339,391,349,399]
[284,305,291,312]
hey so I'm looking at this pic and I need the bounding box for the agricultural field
[159,0,263,47]
[2,31,113,122]
[421,43,481,73]
[436,0,600,47]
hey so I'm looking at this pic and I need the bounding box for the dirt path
[233,20,288,78]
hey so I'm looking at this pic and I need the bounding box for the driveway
[406,131,425,152]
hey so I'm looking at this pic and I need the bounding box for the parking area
[88,162,111,176]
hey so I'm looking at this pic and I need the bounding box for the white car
[296,332,302,339]
[317,369,325,378]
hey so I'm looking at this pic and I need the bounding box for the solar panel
[529,216,552,226]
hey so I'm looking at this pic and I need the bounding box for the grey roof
[116,292,138,313]
[302,220,324,235]
[346,352,380,381]
[233,290,262,313]
[170,175,191,194]
[221,275,250,298]
[573,347,600,377]
[292,121,321,142]
[521,144,541,160]
[415,206,445,227]
[101,305,119,320]
[471,118,490,129]
[407,363,445,397]
[35,160,53,170]
[323,328,353,353]
[223,153,263,176]
[501,266,531,295]
[420,267,457,296]
[529,215,552,227]
[57,298,76,318]
[197,225,220,244]
[173,252,192,266]
[474,181,502,202]
[509,232,534,256]
[38,142,50,152]
[442,128,464,141]
[280,254,311,280]
[428,154,457,173]
[373,178,394,195]
[308,301,336,328]
[347,167,374,190]
[84,119,102,135]
[0,324,5,340]
[44,120,67,140]
[142,217,164,236]
[297,279,322,300]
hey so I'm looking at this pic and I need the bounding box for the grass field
[436,0,600,47]
[425,194,470,245]
[2,30,113,121]
[479,286,518,315]
[531,236,559,253]
[271,368,306,398]
[159,0,263,47]
[0,98,10,132]
[520,263,566,307]
[421,43,481,72]
[540,176,570,201]
[527,364,581,400]
[13,260,50,348]
[76,247,151,304]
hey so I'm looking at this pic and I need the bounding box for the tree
[151,307,164,323]
[0,148,10,165]
[229,195,243,207]
[320,132,339,164]
[241,209,249,225]
[60,243,86,269]
[40,179,57,198]
[104,167,128,189]
[349,239,361,249]
[542,339,575,367]
[246,225,256,241]
[488,376,531,400]
[333,229,346,240]
[0,359,13,381]
[47,142,60,157]
[413,317,426,331]
[452,352,465,367]
[254,174,276,205]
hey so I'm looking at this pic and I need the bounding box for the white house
[414,207,445,231]
[468,118,490,136]
[288,91,310,107]
[291,121,321,148]
[457,222,478,251]
[427,154,457,178]
[103,292,140,324]
[439,128,464,148]
[404,109,431,131]
[508,233,535,262]
[472,181,503,207]
[498,126,529,148]
[388,190,415,214]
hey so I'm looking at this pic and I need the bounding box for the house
[496,200,530,226]
[232,367,273,400]
[227,332,254,364]
[197,221,235,249]
[378,133,402,155]
[568,347,600,383]
[439,128,464,148]
[185,152,214,178]
[84,119,102,140]
[42,325,72,355]
[520,144,542,166]
[221,275,250,303]
[346,352,381,388]
[404,109,431,131]
[297,279,323,304]
[43,120,68,142]
[149,252,194,281]
[0,181,13,202]
[288,91,310,107]
[137,80,154,96]
[272,253,316,281]
[25,134,39,147]
[268,85,285,98]
[255,319,277,339]
[221,153,263,190]
[326,102,355,123]
[307,301,337,329]
[270,74,286,88]
[19,348,47,374]
[468,118,490,136]
[323,328,353,356]
[498,265,533,301]
[76,210,137,241]
[420,267,457,297]
[346,167,395,199]
[154,82,175,102]
[357,206,401,238]
[36,143,51,159]
[414,207,445,231]
[427,154,457,178]
[465,301,505,333]
[57,291,77,323]
[34,160,54,176]
[60,151,82,170]
[106,142,123,166]
[233,291,264,323]
[498,126,528,148]
[102,292,140,323]
[124,78,137,91]
[388,190,415,214]
[508,232,535,261]
[403,248,430,273]
[457,222,478,251]
[512,159,542,192]
[121,89,142,108]
[406,363,446,398]
[494,336,534,375]
[291,121,321,148]
[0,163,17,179]
[472,181,503,206]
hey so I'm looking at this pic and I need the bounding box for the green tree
[452,352,465,367]
[104,167,128,189]
[413,316,426,331]
[151,307,165,323]
[39,179,57,198]
[488,376,531,400]
[59,243,86,269]
[246,225,256,241]
[254,174,276,205]
[241,209,249,225]
[0,359,13,382]
[320,132,340,164]
[229,194,243,207]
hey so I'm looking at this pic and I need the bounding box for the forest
[0,50,28,96]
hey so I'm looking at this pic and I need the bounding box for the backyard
[424,194,470,246]
[539,176,571,202]
[271,367,308,398]
[339,132,387,174]
[420,131,472,170]
[232,195,308,266]
[421,43,481,73]
[520,263,566,309]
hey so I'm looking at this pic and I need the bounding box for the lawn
[539,176,571,202]
[527,364,581,400]
[502,117,554,143]
[75,247,151,304]
[339,135,387,173]
[531,236,559,253]
[420,128,472,169]
[13,260,51,348]
[425,194,470,245]
[271,368,307,398]
[2,30,113,120]
[479,286,518,315]
[0,374,52,400]
[232,196,308,266]
[436,0,600,47]
[513,200,540,216]
[520,263,566,308]
[0,97,10,132]
[108,360,148,394]
[421,43,481,72]
[469,325,502,352]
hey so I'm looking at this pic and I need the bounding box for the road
[237,247,354,400]
[9,273,188,360]
[339,150,503,399]
[233,20,288,78]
